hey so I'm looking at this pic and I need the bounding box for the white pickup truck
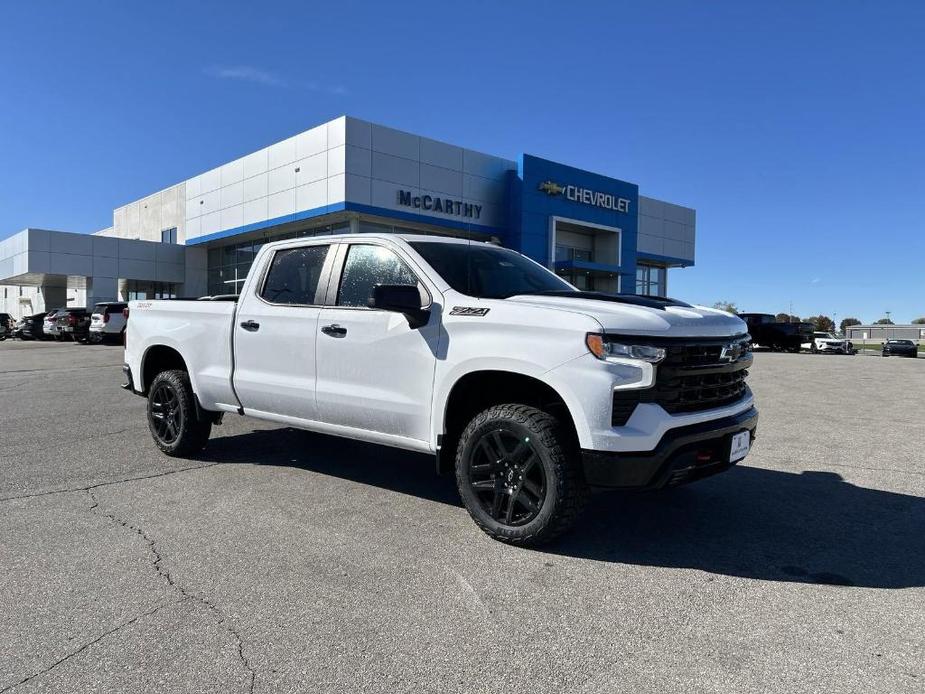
[123,233,757,545]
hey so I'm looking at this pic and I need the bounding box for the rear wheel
[146,369,212,457]
[455,404,586,546]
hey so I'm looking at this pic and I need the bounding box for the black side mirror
[369,284,429,328]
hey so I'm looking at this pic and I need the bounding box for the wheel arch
[140,344,189,395]
[436,368,581,475]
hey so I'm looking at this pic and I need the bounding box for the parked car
[805,331,852,354]
[18,312,48,340]
[882,339,918,358]
[739,313,814,352]
[56,308,90,342]
[124,233,758,546]
[42,308,67,340]
[88,302,128,343]
[0,312,12,340]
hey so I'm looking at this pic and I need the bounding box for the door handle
[321,324,347,337]
[240,320,260,332]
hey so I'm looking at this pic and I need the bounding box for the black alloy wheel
[468,428,546,527]
[149,381,182,445]
[145,369,212,456]
[455,404,586,545]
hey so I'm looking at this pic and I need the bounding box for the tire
[455,404,586,546]
[146,369,212,457]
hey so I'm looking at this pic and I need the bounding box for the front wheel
[146,369,212,457]
[455,404,586,546]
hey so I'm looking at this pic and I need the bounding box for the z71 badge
[450,306,490,317]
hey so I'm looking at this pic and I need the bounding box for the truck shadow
[203,427,925,589]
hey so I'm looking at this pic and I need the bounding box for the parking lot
[0,340,922,693]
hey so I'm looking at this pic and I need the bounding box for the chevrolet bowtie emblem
[538,180,564,196]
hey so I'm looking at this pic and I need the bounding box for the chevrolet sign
[539,180,631,214]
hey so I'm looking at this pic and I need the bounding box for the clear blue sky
[1,1,923,322]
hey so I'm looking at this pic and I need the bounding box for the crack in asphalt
[0,462,221,503]
[0,599,182,694]
[86,488,256,694]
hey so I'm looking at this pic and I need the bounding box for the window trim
[324,240,432,311]
[255,242,336,308]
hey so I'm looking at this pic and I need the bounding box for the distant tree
[712,301,738,314]
[875,318,895,325]
[840,317,861,333]
[775,313,801,323]
[807,315,835,332]
[912,317,925,324]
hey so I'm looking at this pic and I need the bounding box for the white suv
[88,302,128,343]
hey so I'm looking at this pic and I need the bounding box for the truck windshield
[409,241,574,299]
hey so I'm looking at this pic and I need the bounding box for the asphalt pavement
[0,339,922,693]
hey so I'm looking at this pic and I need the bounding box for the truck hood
[505,294,747,337]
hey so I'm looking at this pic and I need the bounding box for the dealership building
[0,116,696,318]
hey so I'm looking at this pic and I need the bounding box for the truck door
[314,242,440,444]
[232,242,334,421]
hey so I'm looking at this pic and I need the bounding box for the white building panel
[220,180,245,209]
[327,145,346,177]
[200,167,222,195]
[421,164,463,197]
[327,174,346,205]
[221,157,245,186]
[421,137,463,170]
[295,152,326,185]
[268,165,296,196]
[371,151,420,187]
[343,117,370,149]
[344,174,371,205]
[244,197,269,226]
[296,124,327,159]
[243,172,268,202]
[268,189,296,219]
[221,204,245,231]
[296,180,327,211]
[243,148,268,179]
[267,136,297,170]
[327,117,348,149]
[370,123,419,160]
[345,145,372,178]
[201,211,221,237]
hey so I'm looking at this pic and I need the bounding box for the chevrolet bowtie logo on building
[539,180,631,213]
[538,180,564,196]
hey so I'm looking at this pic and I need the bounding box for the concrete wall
[637,196,696,263]
[103,183,187,244]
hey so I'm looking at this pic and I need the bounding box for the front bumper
[581,407,758,489]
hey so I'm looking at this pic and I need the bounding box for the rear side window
[260,245,329,305]
[336,244,419,307]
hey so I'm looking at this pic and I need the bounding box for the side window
[260,245,329,305]
[336,244,419,308]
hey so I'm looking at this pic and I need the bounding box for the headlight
[586,334,666,363]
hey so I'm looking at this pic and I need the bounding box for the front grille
[611,335,752,426]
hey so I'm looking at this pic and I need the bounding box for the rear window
[260,245,330,305]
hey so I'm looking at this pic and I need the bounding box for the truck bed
[125,299,240,410]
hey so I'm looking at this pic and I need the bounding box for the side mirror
[369,284,429,327]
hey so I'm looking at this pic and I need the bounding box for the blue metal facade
[504,154,641,292]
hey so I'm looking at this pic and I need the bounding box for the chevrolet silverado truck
[122,234,757,545]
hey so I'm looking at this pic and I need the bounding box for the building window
[161,227,177,244]
[555,245,592,263]
[125,280,176,300]
[636,264,666,296]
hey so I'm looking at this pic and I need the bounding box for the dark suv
[56,308,91,342]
